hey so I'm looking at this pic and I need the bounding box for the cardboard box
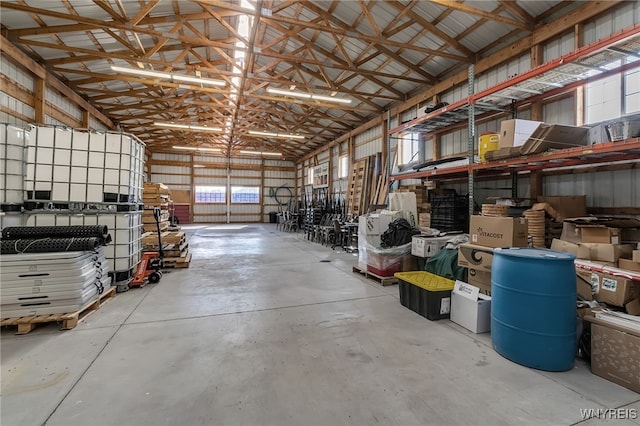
[519,124,589,155]
[450,281,491,333]
[634,250,640,263]
[577,243,634,263]
[469,215,528,248]
[576,276,594,301]
[591,271,640,307]
[581,227,621,244]
[411,235,449,258]
[467,269,491,293]
[365,212,401,235]
[619,258,640,272]
[586,317,640,393]
[560,222,582,244]
[499,119,543,149]
[551,238,579,256]
[539,196,587,220]
[626,298,640,316]
[457,243,494,272]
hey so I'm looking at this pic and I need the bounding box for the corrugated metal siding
[153,153,191,162]
[355,125,382,160]
[440,128,467,157]
[544,95,576,125]
[475,54,530,92]
[46,87,82,121]
[89,116,108,131]
[0,93,34,125]
[544,168,639,208]
[194,176,227,185]
[544,31,575,62]
[150,165,190,175]
[2,60,35,90]
[150,174,190,185]
[583,2,640,44]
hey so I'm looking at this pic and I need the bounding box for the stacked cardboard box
[394,186,429,213]
[551,221,640,314]
[458,216,529,294]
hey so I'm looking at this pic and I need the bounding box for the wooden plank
[2,287,116,335]
[352,266,398,286]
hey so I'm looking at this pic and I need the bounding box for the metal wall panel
[193,155,226,164]
[0,93,34,125]
[544,31,575,61]
[150,174,190,185]
[46,87,82,121]
[194,176,227,185]
[193,204,226,214]
[475,54,530,92]
[544,95,576,125]
[150,165,190,175]
[89,116,108,131]
[583,2,639,44]
[544,168,638,208]
[152,152,191,162]
[2,60,35,90]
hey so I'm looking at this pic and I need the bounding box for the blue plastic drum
[491,248,576,372]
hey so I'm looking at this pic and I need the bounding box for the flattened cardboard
[519,124,588,155]
[577,243,634,263]
[538,196,587,220]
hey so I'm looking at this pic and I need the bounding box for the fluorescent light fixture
[266,87,351,104]
[111,65,225,87]
[173,145,221,153]
[247,130,305,140]
[193,164,206,168]
[239,150,282,156]
[155,122,222,132]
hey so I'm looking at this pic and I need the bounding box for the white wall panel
[440,128,466,157]
[46,88,82,121]
[230,205,260,214]
[0,93,34,125]
[544,31,575,61]
[583,2,639,44]
[150,165,190,175]
[194,176,226,185]
[152,153,191,162]
[193,155,226,164]
[89,116,109,131]
[475,54,530,92]
[150,174,190,185]
[544,96,576,125]
[2,60,35,90]
[544,168,639,208]
[194,204,226,214]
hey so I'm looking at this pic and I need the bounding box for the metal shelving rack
[388,24,640,213]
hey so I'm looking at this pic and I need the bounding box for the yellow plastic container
[394,271,455,291]
[479,132,500,163]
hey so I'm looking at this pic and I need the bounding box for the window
[307,167,314,185]
[338,155,349,178]
[195,185,226,203]
[231,186,259,203]
[398,131,422,166]
[585,57,640,124]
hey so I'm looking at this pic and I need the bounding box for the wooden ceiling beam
[130,0,161,26]
[499,0,536,27]
[428,0,533,30]
[1,2,238,50]
[387,0,475,57]
[92,0,126,23]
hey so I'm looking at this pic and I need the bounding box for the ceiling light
[267,88,311,99]
[248,130,305,140]
[111,65,225,87]
[173,146,221,152]
[193,164,206,168]
[155,122,223,132]
[266,87,351,104]
[239,150,282,156]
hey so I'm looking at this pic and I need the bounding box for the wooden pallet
[163,252,192,268]
[346,159,368,215]
[352,266,398,286]
[143,221,170,233]
[0,287,117,335]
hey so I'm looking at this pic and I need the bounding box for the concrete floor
[1,224,639,426]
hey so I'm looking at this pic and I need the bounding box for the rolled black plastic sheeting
[1,225,112,245]
[1,237,101,254]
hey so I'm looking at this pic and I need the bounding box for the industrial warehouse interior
[1,1,640,425]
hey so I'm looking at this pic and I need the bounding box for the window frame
[397,131,423,167]
[194,185,226,204]
[230,185,260,204]
[338,155,349,179]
